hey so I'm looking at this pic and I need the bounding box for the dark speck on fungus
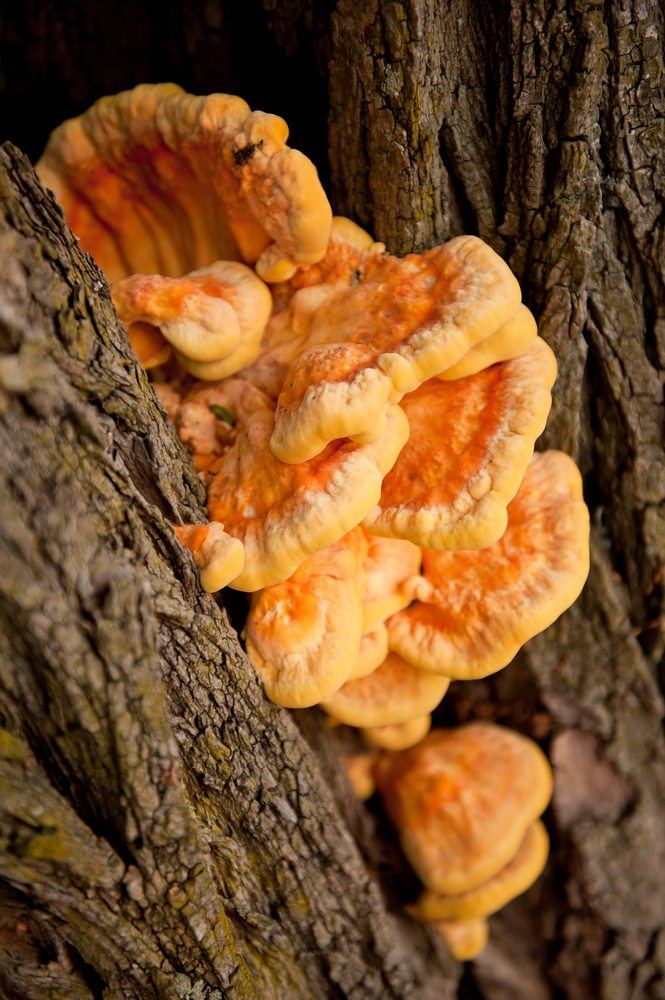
[233,139,264,166]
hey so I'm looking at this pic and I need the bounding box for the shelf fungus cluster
[370,723,554,960]
[39,85,590,961]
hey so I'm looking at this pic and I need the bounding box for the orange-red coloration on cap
[37,83,332,284]
[270,236,521,463]
[243,217,386,401]
[365,339,556,551]
[321,653,449,728]
[409,819,549,921]
[373,723,552,895]
[388,451,590,679]
[175,379,408,591]
[244,531,366,707]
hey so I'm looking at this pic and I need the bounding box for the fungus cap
[38,83,332,283]
[348,625,390,681]
[362,714,432,751]
[365,339,557,551]
[244,531,365,707]
[373,723,552,895]
[177,379,408,590]
[127,321,172,369]
[284,215,385,294]
[346,754,377,801]
[361,535,422,632]
[173,522,245,593]
[408,819,549,921]
[432,919,489,962]
[388,451,590,679]
[438,304,537,382]
[321,653,449,728]
[241,216,386,401]
[270,236,521,463]
[112,261,271,373]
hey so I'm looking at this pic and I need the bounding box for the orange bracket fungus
[360,534,422,631]
[321,653,449,729]
[243,530,366,707]
[172,523,245,594]
[112,261,271,379]
[172,378,407,592]
[346,754,377,801]
[431,918,489,962]
[39,84,592,967]
[269,237,521,464]
[362,714,432,752]
[409,819,549,922]
[373,724,552,897]
[348,625,390,682]
[374,723,553,955]
[387,450,590,680]
[438,303,538,382]
[364,339,557,551]
[37,83,332,283]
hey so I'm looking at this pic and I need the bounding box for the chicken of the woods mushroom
[40,85,590,964]
[373,723,553,958]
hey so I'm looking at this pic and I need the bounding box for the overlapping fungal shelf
[38,84,591,962]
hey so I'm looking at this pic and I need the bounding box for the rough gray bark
[324,2,665,997]
[0,144,456,998]
[0,2,663,998]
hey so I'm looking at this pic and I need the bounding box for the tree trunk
[0,2,663,998]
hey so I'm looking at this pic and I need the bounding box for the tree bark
[0,2,663,998]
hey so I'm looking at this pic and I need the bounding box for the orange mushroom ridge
[172,523,245,594]
[269,238,521,463]
[431,918,489,962]
[348,626,390,682]
[360,534,422,632]
[37,83,332,283]
[112,261,271,378]
[321,653,450,729]
[364,339,557,551]
[438,303,538,382]
[387,451,590,680]
[39,87,592,962]
[362,714,432,751]
[240,216,386,400]
[172,378,407,591]
[244,530,366,707]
